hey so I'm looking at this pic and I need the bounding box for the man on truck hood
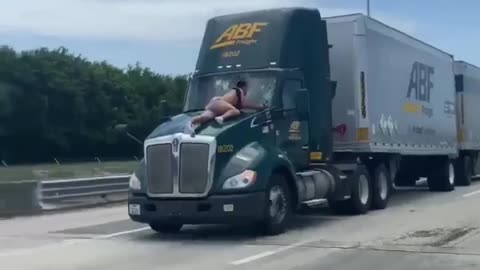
[186,80,265,134]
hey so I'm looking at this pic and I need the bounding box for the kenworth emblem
[172,138,180,153]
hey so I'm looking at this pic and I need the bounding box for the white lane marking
[230,240,312,266]
[0,224,149,257]
[230,251,276,265]
[462,189,480,198]
[96,226,150,239]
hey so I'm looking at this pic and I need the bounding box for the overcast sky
[1,0,479,74]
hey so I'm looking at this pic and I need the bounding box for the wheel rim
[449,163,455,185]
[378,172,388,200]
[269,185,287,224]
[359,175,370,205]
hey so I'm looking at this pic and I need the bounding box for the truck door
[277,79,309,169]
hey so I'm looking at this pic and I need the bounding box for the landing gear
[455,155,473,186]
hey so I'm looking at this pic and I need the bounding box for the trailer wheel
[329,165,371,215]
[372,164,392,210]
[149,222,183,233]
[258,173,292,235]
[455,156,472,186]
[428,158,455,192]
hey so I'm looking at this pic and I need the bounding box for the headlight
[129,173,141,190]
[222,170,257,190]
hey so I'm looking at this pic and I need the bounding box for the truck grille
[145,140,211,197]
[146,144,174,194]
[179,143,209,193]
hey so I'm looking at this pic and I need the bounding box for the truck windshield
[183,72,277,112]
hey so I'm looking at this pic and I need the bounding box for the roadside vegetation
[0,46,187,165]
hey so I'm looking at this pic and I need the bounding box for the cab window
[282,80,302,110]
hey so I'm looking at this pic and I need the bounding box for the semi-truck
[128,8,480,235]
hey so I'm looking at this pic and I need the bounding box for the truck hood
[146,111,264,140]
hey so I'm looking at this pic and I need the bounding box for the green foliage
[0,46,187,162]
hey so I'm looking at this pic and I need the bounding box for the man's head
[236,80,248,93]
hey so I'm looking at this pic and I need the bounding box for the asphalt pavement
[1,180,480,269]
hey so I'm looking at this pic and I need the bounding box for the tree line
[0,46,187,163]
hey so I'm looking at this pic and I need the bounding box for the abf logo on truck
[210,22,268,50]
[403,61,434,117]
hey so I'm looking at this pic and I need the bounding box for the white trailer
[454,61,480,185]
[324,14,460,191]
[325,14,457,155]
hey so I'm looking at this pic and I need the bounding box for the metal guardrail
[40,175,130,201]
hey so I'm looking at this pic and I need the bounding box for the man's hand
[243,101,268,111]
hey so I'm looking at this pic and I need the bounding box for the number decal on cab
[217,145,234,153]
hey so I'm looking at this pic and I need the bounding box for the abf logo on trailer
[210,22,268,50]
[403,61,434,118]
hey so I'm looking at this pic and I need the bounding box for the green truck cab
[128,8,384,235]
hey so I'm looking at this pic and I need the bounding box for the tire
[428,158,455,192]
[149,222,183,233]
[372,164,392,210]
[258,173,292,235]
[329,165,372,215]
[455,156,472,186]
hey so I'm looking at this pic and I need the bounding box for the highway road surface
[2,180,480,270]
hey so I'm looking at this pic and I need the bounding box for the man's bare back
[186,80,265,135]
[219,89,245,107]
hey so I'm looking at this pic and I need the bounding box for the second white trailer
[454,61,480,185]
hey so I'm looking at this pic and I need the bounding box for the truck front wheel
[258,173,292,235]
[149,222,183,233]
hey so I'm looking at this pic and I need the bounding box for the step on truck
[128,8,480,235]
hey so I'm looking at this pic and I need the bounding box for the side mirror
[295,89,310,120]
[160,100,170,117]
[114,124,143,145]
[114,124,128,134]
[330,81,337,99]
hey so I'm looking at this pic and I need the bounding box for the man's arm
[242,100,268,110]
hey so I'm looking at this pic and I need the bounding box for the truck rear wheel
[428,158,455,192]
[258,173,292,235]
[149,222,183,233]
[329,165,371,215]
[372,164,392,210]
[455,155,472,186]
